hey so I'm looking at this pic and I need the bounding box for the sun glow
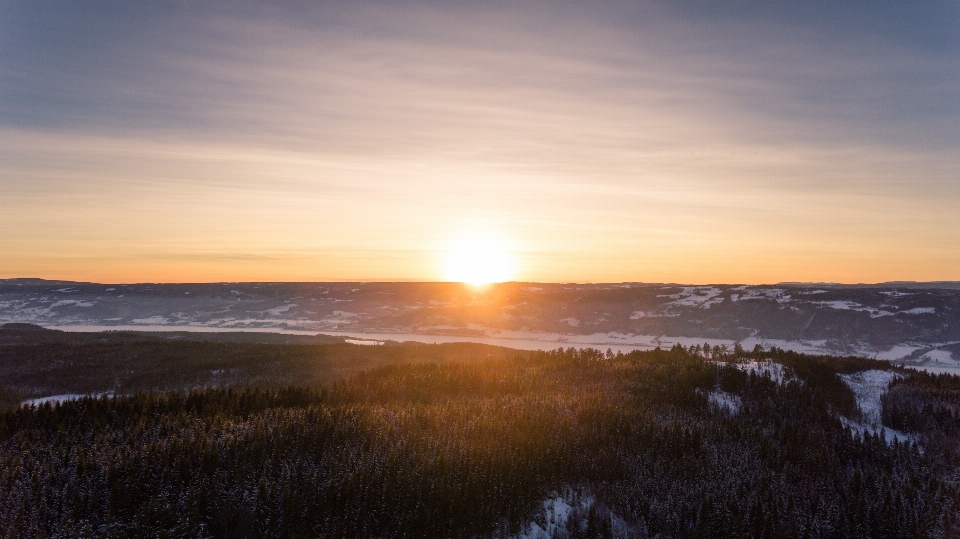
[443,235,517,285]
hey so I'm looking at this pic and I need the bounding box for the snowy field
[839,370,902,424]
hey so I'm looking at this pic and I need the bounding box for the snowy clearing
[839,370,901,425]
[265,303,297,316]
[708,390,742,414]
[740,361,791,383]
[510,490,633,539]
[714,360,794,385]
[837,370,915,445]
[920,349,956,364]
[840,417,914,446]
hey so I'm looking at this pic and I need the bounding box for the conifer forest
[1,331,959,538]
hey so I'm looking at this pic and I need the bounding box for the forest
[1,333,959,538]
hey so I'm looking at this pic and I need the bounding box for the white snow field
[839,370,901,425]
[919,349,957,364]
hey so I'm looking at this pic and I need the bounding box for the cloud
[0,0,958,282]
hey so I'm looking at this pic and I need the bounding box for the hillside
[0,326,519,410]
[2,281,959,370]
[2,344,958,538]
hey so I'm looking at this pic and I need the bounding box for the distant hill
[779,281,960,290]
[0,323,345,346]
[1,280,958,368]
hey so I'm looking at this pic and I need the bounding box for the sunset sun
[443,235,516,285]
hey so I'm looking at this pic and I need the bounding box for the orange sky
[1,2,959,284]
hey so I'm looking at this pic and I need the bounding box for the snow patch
[815,300,893,318]
[875,345,922,361]
[319,310,359,326]
[265,303,297,316]
[131,316,170,325]
[840,417,914,446]
[345,339,384,346]
[731,288,787,302]
[837,370,915,445]
[839,370,901,425]
[901,307,935,315]
[662,286,722,308]
[629,310,677,319]
[708,390,742,414]
[819,300,858,310]
[715,360,794,385]
[920,349,956,364]
[50,299,96,308]
[513,495,576,539]
[560,317,580,328]
[22,392,113,407]
[510,490,632,539]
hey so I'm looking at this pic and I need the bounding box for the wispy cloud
[1,0,958,283]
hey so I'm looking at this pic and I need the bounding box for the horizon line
[3,277,960,288]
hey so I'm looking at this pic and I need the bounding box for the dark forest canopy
[0,327,521,410]
[1,342,959,538]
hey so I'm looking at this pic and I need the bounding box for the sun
[443,235,516,286]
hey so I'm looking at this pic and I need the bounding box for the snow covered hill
[1,279,958,368]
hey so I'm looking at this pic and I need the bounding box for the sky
[1,0,959,284]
